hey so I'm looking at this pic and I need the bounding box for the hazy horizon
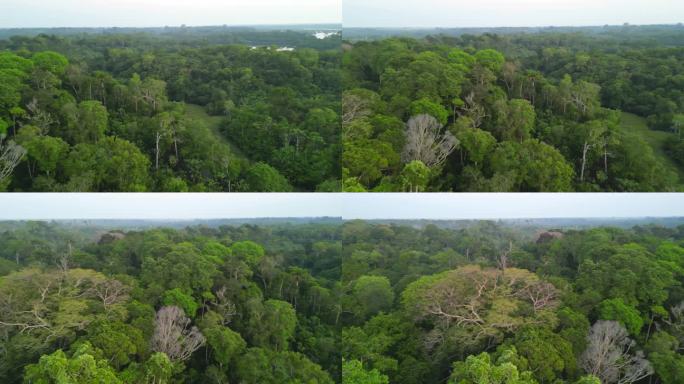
[344,22,683,29]
[344,0,684,28]
[0,0,341,29]
[0,194,682,221]
[0,23,342,30]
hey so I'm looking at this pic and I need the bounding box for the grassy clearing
[619,111,683,183]
[183,103,244,157]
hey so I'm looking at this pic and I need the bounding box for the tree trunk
[580,141,590,182]
[155,132,161,170]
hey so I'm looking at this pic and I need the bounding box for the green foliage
[343,359,389,384]
[31,51,68,75]
[162,288,199,317]
[0,221,341,383]
[352,275,395,319]
[452,124,496,167]
[503,327,576,382]
[489,139,575,191]
[343,33,684,191]
[244,162,293,192]
[449,349,537,384]
[410,98,449,125]
[235,347,334,384]
[64,136,151,191]
[204,326,246,365]
[400,160,431,192]
[85,321,146,369]
[645,332,684,384]
[16,125,69,177]
[597,298,644,335]
[62,101,108,144]
[250,299,298,351]
[230,240,265,267]
[474,49,506,73]
[341,220,684,384]
[1,29,339,191]
[23,342,122,384]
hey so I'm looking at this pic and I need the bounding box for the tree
[597,298,643,335]
[500,99,536,143]
[23,342,122,384]
[140,77,168,113]
[16,125,68,178]
[162,288,199,317]
[452,122,496,168]
[400,160,430,192]
[505,327,576,382]
[204,325,246,367]
[474,49,505,73]
[343,139,396,187]
[402,114,458,168]
[0,139,25,189]
[353,275,395,319]
[250,299,297,351]
[61,100,108,144]
[151,306,205,362]
[64,136,151,191]
[86,321,145,369]
[409,98,450,125]
[449,348,537,384]
[230,241,265,267]
[402,266,559,350]
[31,51,68,76]
[490,139,574,191]
[343,359,389,384]
[580,321,653,384]
[142,352,174,384]
[645,331,684,384]
[576,120,608,183]
[235,348,334,384]
[31,51,68,89]
[244,162,293,192]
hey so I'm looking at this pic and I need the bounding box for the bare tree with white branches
[402,114,458,168]
[151,306,205,362]
[0,139,26,186]
[580,320,653,384]
[342,93,371,126]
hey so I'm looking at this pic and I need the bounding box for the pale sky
[0,0,341,28]
[0,193,681,220]
[342,193,684,220]
[0,194,342,220]
[344,0,684,28]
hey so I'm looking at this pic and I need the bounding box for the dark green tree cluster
[342,33,683,191]
[0,221,341,383]
[0,29,341,191]
[341,220,684,384]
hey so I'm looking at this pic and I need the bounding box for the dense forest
[0,221,341,382]
[341,220,684,384]
[0,27,341,191]
[342,25,684,191]
[1,218,683,383]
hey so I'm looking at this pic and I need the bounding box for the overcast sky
[0,193,681,220]
[342,193,684,220]
[0,194,342,220]
[344,0,684,28]
[0,0,341,28]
